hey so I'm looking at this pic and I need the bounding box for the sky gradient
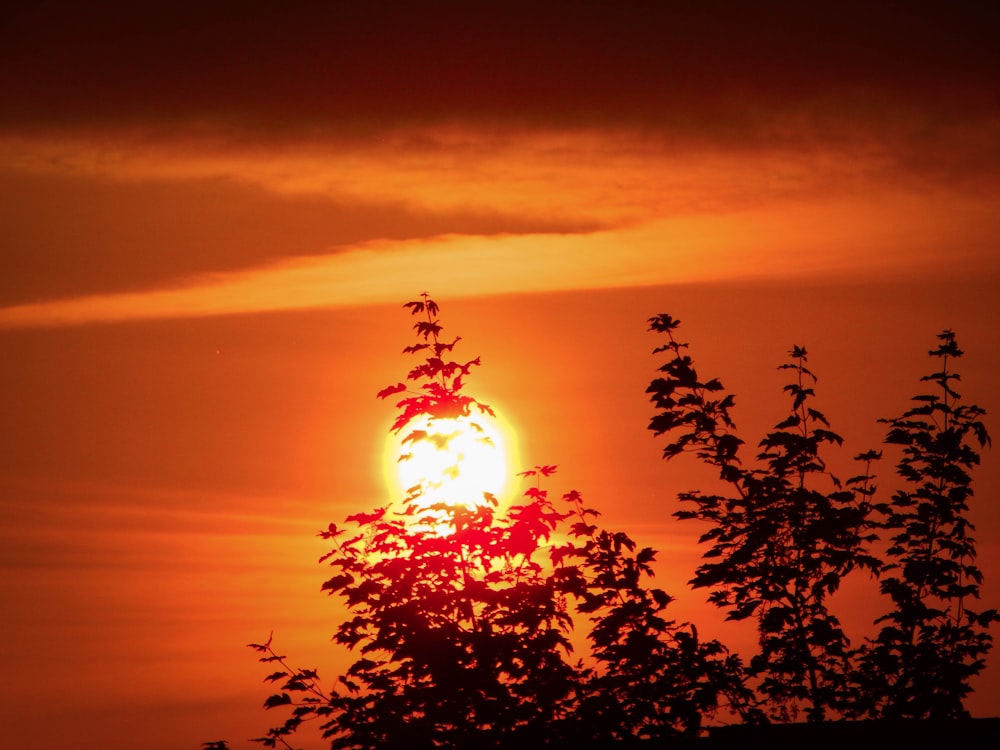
[1,3,998,747]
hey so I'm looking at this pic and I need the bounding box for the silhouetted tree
[646,315,995,723]
[858,330,998,718]
[214,303,996,749]
[647,314,879,721]
[243,296,740,749]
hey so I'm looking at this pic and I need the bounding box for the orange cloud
[1,192,995,329]
[1,116,996,327]
[0,120,978,228]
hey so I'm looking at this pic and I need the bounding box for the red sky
[1,3,998,747]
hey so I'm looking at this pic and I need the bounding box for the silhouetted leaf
[263,693,292,709]
[376,382,407,399]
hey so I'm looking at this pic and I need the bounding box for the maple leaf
[345,507,387,526]
[377,383,407,399]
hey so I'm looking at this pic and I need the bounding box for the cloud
[2,193,995,329]
[1,96,996,311]
[5,114,995,223]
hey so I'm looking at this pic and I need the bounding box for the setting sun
[385,412,513,509]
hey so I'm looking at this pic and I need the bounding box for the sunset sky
[1,3,998,747]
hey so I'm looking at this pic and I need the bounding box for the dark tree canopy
[243,296,740,750]
[647,316,995,722]
[211,301,996,748]
[860,330,998,718]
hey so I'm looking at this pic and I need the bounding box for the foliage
[556,487,756,737]
[646,315,879,720]
[240,295,740,750]
[858,330,998,718]
[214,301,995,748]
[646,314,994,722]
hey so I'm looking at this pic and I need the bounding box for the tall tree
[647,314,879,721]
[245,297,739,749]
[860,330,997,718]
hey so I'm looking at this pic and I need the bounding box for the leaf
[344,507,387,526]
[414,320,442,339]
[263,693,292,709]
[322,573,355,592]
[636,547,657,565]
[247,632,274,652]
[376,382,407,400]
[648,313,682,332]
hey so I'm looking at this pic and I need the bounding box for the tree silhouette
[646,314,995,723]
[858,330,998,718]
[647,315,879,721]
[214,302,996,748]
[243,296,739,749]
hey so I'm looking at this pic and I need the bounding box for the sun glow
[384,412,514,509]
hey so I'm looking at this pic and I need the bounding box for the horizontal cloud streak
[2,193,995,328]
[2,112,996,309]
[4,115,996,226]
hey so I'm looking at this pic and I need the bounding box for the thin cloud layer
[1,110,996,318]
[2,194,995,328]
[4,109,997,218]
[0,3,997,321]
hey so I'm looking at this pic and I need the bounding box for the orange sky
[1,3,998,747]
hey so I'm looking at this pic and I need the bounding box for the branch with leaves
[859,330,998,719]
[648,315,881,721]
[647,316,995,723]
[556,484,756,737]
[246,634,332,749]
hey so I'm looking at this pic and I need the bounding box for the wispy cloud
[2,192,995,328]
[4,118,990,226]
[1,112,997,323]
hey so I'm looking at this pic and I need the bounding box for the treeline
[210,296,996,750]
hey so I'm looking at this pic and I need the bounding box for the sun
[384,411,514,509]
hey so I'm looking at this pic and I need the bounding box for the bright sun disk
[384,412,512,509]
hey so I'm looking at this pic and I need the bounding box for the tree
[243,296,739,749]
[553,485,753,742]
[646,314,880,721]
[217,303,995,748]
[859,330,998,718]
[645,315,995,723]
